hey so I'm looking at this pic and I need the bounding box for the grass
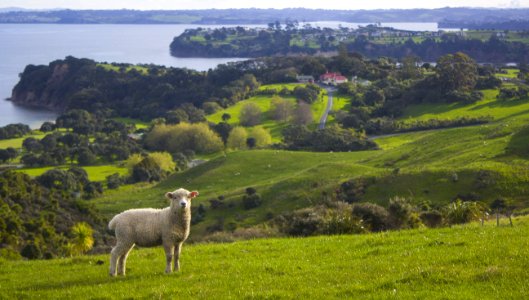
[19,164,128,182]
[2,217,529,299]
[97,63,149,75]
[401,89,529,123]
[0,132,47,149]
[113,117,149,130]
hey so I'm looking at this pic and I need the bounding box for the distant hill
[0,8,529,24]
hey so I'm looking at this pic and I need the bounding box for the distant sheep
[108,188,199,276]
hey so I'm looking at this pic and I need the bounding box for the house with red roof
[319,72,348,86]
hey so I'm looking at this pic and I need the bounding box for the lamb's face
[165,188,199,210]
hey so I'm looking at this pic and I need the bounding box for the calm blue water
[0,24,248,127]
[0,22,445,128]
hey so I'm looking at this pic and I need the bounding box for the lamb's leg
[109,243,125,277]
[174,242,183,272]
[117,244,134,276]
[164,244,175,274]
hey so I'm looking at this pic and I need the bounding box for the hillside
[92,81,529,241]
[2,217,528,298]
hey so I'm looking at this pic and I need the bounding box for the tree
[239,103,262,126]
[250,126,272,148]
[293,86,319,104]
[270,96,294,121]
[145,123,223,154]
[436,52,478,92]
[221,113,231,122]
[292,101,313,125]
[148,152,176,172]
[77,147,97,166]
[227,127,248,150]
[39,121,56,132]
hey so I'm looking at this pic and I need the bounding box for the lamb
[108,188,199,276]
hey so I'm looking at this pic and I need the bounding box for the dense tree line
[12,56,260,120]
[19,110,142,168]
[0,123,30,140]
[0,171,107,260]
[171,26,529,63]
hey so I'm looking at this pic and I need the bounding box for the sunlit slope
[2,217,529,299]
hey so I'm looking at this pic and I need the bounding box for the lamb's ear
[189,191,199,199]
[165,192,174,199]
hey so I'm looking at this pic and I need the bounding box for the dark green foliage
[242,187,262,210]
[388,197,421,229]
[276,203,364,236]
[131,156,164,183]
[282,125,377,152]
[0,148,18,163]
[420,210,444,228]
[293,86,319,104]
[39,121,56,132]
[0,171,105,260]
[12,57,260,120]
[337,178,369,203]
[77,147,97,166]
[351,203,390,232]
[106,173,123,189]
[0,123,31,140]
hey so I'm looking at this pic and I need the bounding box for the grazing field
[2,217,528,299]
[19,164,128,182]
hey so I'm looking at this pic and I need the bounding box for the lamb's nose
[180,202,187,208]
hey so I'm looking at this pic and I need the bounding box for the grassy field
[2,217,528,299]
[0,132,47,149]
[402,89,529,123]
[206,87,328,141]
[19,164,128,182]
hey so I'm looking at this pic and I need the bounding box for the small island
[170,24,529,63]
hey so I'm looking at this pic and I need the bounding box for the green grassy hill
[2,217,528,299]
[94,84,529,240]
[206,84,327,141]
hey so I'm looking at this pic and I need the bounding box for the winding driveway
[318,86,336,129]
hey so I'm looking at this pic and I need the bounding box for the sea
[0,22,452,128]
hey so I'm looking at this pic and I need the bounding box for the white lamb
[108,188,199,276]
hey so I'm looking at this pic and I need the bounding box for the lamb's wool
[108,188,198,276]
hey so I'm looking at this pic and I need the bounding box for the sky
[1,0,528,10]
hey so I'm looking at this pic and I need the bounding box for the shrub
[227,127,248,150]
[131,156,164,182]
[242,194,262,209]
[67,222,94,256]
[145,123,223,154]
[420,210,443,228]
[250,127,272,148]
[351,203,390,232]
[239,102,262,126]
[444,200,487,225]
[337,178,369,203]
[106,173,123,189]
[388,196,422,229]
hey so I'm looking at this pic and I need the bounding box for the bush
[239,102,262,126]
[444,200,487,225]
[420,210,443,228]
[131,156,164,183]
[351,203,390,232]
[145,123,223,154]
[388,197,422,229]
[337,178,369,203]
[106,173,123,189]
[242,194,262,209]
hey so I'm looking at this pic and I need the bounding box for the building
[319,72,348,86]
